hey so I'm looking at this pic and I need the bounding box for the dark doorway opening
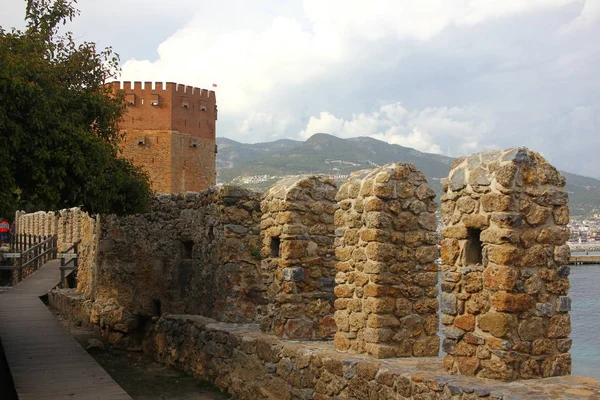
[152,299,162,317]
[181,240,194,260]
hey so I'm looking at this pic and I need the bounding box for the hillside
[216,133,600,216]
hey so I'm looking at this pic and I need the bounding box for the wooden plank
[0,260,133,399]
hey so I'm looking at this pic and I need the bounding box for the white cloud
[119,0,590,119]
[3,0,599,177]
[299,103,494,155]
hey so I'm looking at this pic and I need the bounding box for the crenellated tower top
[109,81,216,100]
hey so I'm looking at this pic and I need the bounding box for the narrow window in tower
[465,228,483,265]
[270,237,281,258]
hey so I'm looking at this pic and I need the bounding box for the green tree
[0,0,152,218]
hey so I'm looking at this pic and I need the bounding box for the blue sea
[571,264,600,379]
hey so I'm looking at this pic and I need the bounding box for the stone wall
[141,312,598,399]
[48,289,600,400]
[333,164,440,358]
[259,177,338,339]
[93,187,266,334]
[22,148,581,393]
[14,207,94,252]
[440,148,571,381]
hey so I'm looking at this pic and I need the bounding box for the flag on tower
[212,83,218,87]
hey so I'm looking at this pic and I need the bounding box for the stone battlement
[110,81,216,99]
[15,147,591,398]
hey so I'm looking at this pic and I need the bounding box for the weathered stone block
[441,239,460,266]
[456,197,478,214]
[284,318,314,338]
[365,343,400,358]
[557,296,571,312]
[367,314,399,328]
[363,298,396,314]
[525,204,552,226]
[491,293,532,313]
[440,293,457,315]
[536,302,554,317]
[413,336,440,357]
[537,226,570,245]
[481,193,512,212]
[282,267,305,282]
[462,214,489,229]
[518,317,544,341]
[483,265,518,291]
[454,314,475,331]
[442,225,468,240]
[281,240,308,260]
[417,212,437,231]
[478,312,516,338]
[480,227,515,245]
[365,242,396,262]
[486,245,520,265]
[541,353,571,377]
[490,212,522,228]
[546,314,571,338]
[364,327,395,343]
[393,212,418,231]
[415,245,439,263]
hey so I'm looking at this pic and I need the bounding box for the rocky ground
[50,307,234,400]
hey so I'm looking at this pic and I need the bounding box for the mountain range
[216,133,600,217]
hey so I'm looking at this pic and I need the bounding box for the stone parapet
[48,289,600,399]
[441,147,571,380]
[95,187,266,328]
[147,313,600,399]
[333,163,439,358]
[259,176,338,339]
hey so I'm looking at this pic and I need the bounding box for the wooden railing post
[60,251,65,288]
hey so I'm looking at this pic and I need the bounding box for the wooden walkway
[0,260,132,399]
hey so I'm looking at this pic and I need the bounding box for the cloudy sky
[4,0,600,178]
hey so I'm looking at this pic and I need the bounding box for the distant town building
[108,81,217,194]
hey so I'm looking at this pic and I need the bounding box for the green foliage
[250,246,261,260]
[0,0,152,217]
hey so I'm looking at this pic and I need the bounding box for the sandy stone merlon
[259,176,339,339]
[441,147,572,380]
[333,163,440,358]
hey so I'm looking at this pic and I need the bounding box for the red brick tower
[109,81,217,193]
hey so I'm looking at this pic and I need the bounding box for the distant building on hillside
[108,81,218,194]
